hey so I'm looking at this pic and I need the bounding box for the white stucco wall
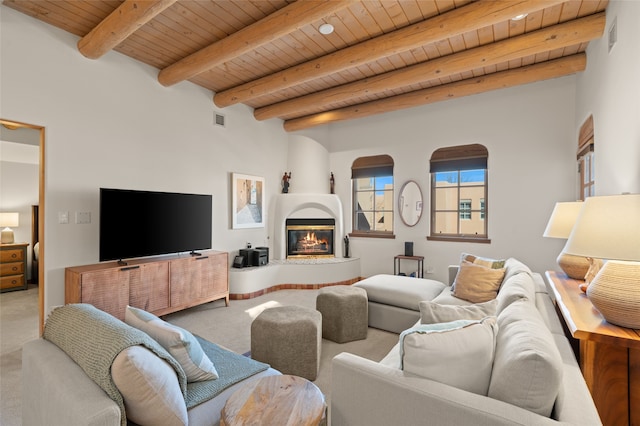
[1,7,289,314]
[575,0,640,195]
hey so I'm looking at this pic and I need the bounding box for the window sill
[427,235,491,244]
[349,232,395,239]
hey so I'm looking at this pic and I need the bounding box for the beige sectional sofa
[22,304,280,426]
[335,258,602,425]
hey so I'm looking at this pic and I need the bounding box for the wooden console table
[394,255,424,278]
[546,270,640,425]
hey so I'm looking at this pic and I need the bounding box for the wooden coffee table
[220,374,326,426]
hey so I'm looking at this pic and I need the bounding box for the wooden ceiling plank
[254,12,605,121]
[77,0,178,59]
[157,0,352,87]
[215,0,565,108]
[283,54,587,132]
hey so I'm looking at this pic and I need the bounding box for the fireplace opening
[286,218,335,258]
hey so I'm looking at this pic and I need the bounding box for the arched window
[578,115,595,200]
[351,154,394,237]
[429,144,489,243]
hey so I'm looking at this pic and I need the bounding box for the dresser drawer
[0,274,25,290]
[0,249,24,262]
[0,262,24,276]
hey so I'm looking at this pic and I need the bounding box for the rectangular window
[353,176,394,234]
[430,169,488,242]
[429,144,489,243]
[460,199,471,220]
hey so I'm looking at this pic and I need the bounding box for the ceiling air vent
[608,18,617,53]
[214,112,226,127]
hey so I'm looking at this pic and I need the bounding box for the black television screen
[99,188,212,262]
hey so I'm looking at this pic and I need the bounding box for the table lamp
[543,201,590,279]
[0,212,19,244]
[563,194,640,329]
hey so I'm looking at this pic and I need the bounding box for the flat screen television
[99,188,212,262]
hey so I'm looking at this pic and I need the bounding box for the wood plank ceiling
[3,0,608,131]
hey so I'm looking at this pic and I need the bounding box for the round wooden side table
[220,374,325,426]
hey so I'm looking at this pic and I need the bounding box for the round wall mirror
[398,180,423,227]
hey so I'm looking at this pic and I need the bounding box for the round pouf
[316,285,368,343]
[251,305,322,381]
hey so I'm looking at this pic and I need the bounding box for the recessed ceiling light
[512,13,528,21]
[319,23,334,35]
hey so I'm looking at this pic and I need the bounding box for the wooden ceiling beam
[77,0,177,59]
[283,54,587,132]
[255,12,605,121]
[214,0,566,108]
[157,0,353,87]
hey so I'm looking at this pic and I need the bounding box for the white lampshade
[0,212,19,228]
[543,201,588,279]
[564,194,640,261]
[543,201,583,238]
[0,212,19,244]
[563,193,640,329]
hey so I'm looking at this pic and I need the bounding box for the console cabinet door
[76,269,129,320]
[128,262,170,313]
[170,257,198,308]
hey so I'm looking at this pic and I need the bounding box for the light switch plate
[58,211,69,224]
[75,211,91,224]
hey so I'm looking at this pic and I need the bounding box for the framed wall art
[232,173,265,229]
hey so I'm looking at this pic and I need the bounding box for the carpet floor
[0,286,399,425]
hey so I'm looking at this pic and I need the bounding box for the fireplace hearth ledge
[229,257,360,297]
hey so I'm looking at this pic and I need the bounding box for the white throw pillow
[419,299,497,324]
[488,300,563,417]
[125,306,219,382]
[112,346,188,426]
[399,317,498,395]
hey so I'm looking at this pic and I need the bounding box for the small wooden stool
[220,375,326,426]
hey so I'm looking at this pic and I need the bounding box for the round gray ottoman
[250,305,322,381]
[316,285,368,343]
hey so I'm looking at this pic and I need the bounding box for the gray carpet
[0,287,399,426]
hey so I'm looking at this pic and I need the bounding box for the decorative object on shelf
[0,212,19,244]
[543,201,590,280]
[281,172,291,194]
[330,172,335,194]
[398,180,423,227]
[343,235,350,258]
[232,173,265,229]
[563,193,640,329]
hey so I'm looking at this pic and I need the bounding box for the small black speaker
[404,242,413,257]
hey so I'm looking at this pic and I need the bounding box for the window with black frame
[429,144,490,243]
[351,154,394,238]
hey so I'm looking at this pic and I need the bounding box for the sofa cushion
[112,346,188,426]
[419,299,497,324]
[453,261,505,303]
[461,253,506,269]
[125,306,219,382]
[502,258,533,283]
[496,271,536,314]
[489,300,563,417]
[399,317,498,395]
[354,274,446,311]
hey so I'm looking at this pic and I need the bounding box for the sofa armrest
[448,264,459,285]
[22,339,121,426]
[331,352,566,426]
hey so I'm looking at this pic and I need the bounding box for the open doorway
[0,119,45,334]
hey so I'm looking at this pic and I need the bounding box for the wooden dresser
[546,270,640,426]
[65,250,229,320]
[0,242,29,292]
